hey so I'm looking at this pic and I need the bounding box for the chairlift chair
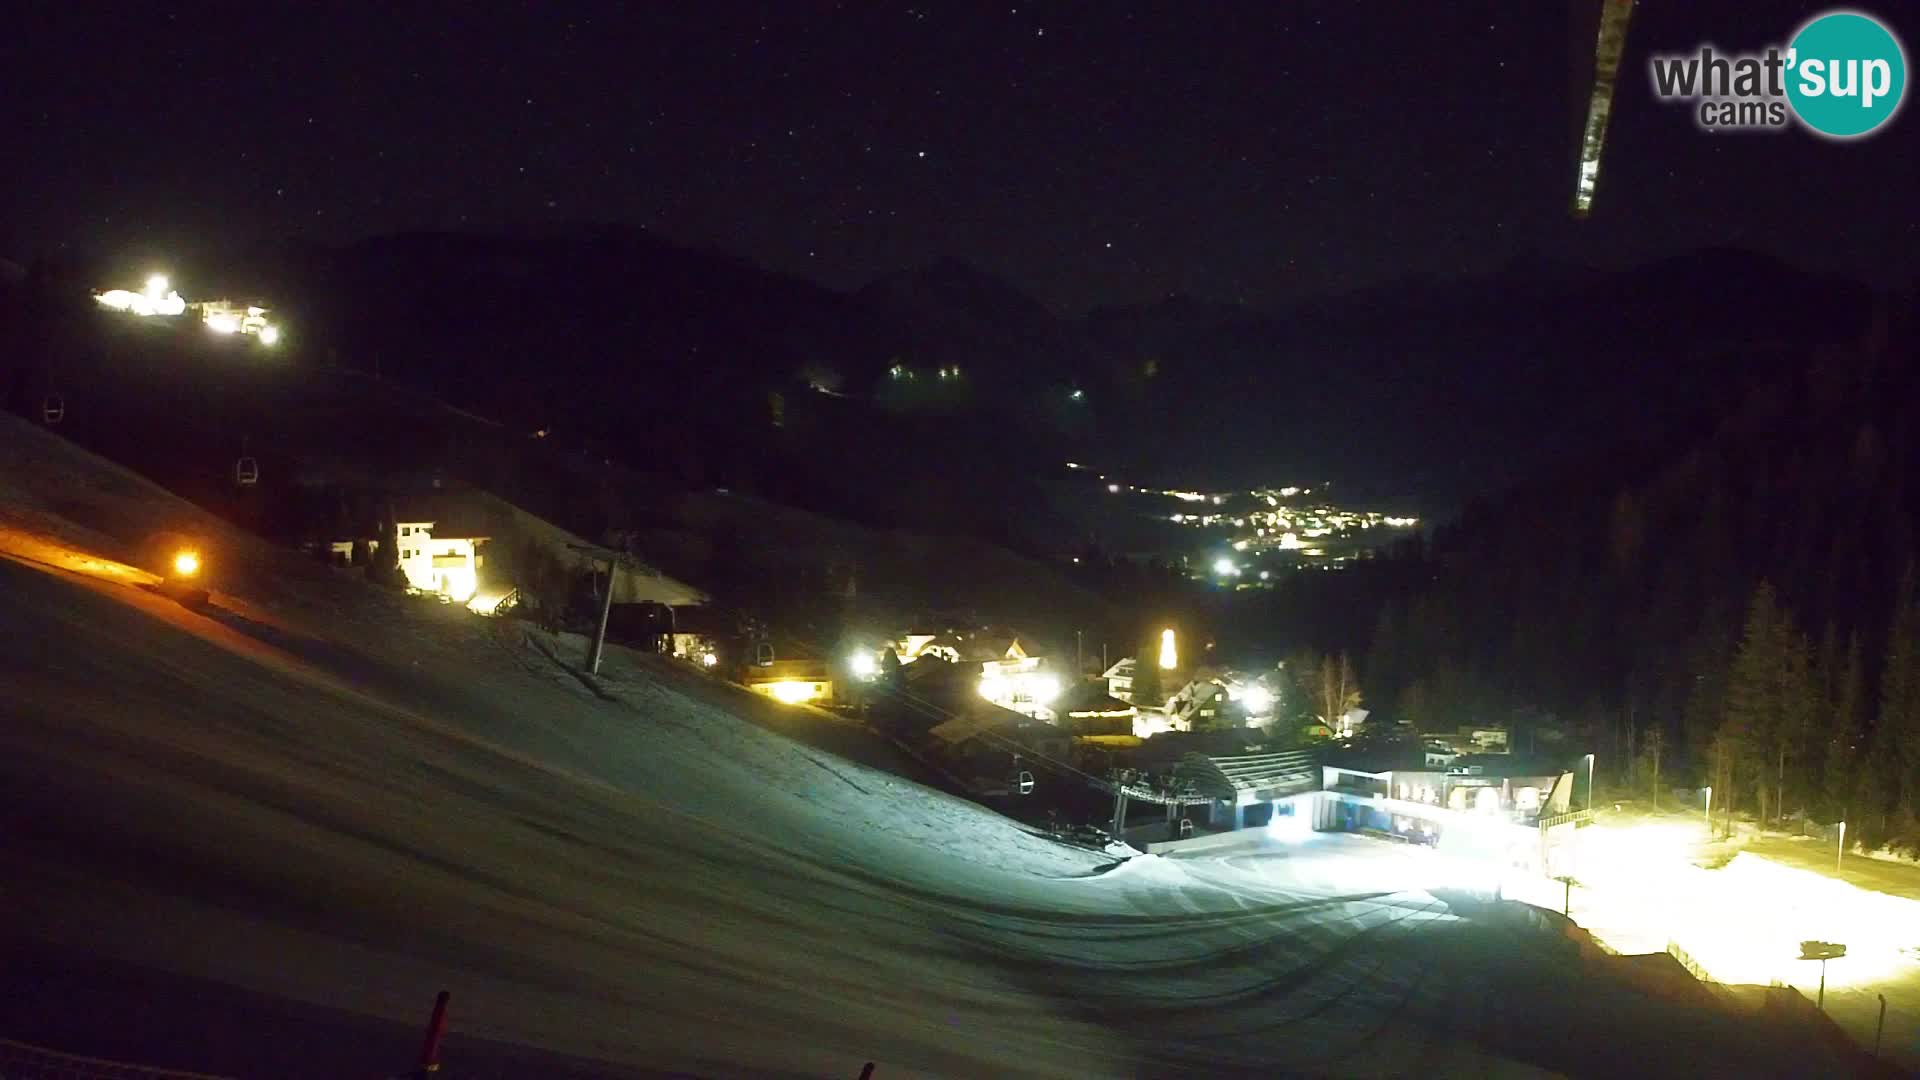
[1015,770,1036,796]
[234,455,260,486]
[754,642,775,667]
[42,394,64,425]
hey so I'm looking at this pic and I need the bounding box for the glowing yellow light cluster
[94,273,283,344]
[762,679,827,705]
[978,671,1060,706]
[95,286,187,317]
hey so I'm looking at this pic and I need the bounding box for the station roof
[1176,749,1320,801]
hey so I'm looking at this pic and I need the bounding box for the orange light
[172,551,201,577]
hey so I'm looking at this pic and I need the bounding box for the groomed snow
[0,415,1866,1078]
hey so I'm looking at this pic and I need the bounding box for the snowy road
[0,421,1874,1078]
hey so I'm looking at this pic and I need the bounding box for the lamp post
[1799,941,1846,1010]
[1584,753,1596,813]
[1837,820,1847,873]
[1703,785,1713,835]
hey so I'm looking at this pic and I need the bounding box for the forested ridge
[1354,291,1920,848]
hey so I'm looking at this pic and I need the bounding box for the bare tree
[1318,651,1362,728]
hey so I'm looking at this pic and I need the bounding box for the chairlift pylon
[41,394,64,425]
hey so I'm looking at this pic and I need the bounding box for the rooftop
[1176,749,1320,801]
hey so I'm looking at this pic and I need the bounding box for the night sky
[3,1,1911,312]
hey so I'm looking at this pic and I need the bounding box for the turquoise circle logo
[1786,11,1907,138]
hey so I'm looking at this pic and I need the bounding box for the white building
[1102,657,1136,702]
[891,632,961,665]
[394,521,484,601]
[193,298,275,340]
[978,640,1061,720]
[328,520,488,603]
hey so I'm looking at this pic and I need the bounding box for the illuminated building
[93,275,282,343]
[1052,681,1138,736]
[1101,656,1137,701]
[324,514,490,604]
[192,299,278,341]
[392,521,487,602]
[744,659,836,706]
[93,275,187,317]
[978,639,1061,720]
[891,632,963,665]
[1317,756,1578,870]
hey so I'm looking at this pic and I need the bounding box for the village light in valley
[1241,685,1274,715]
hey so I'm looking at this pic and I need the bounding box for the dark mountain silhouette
[1077,247,1874,501]
[2,226,1881,560]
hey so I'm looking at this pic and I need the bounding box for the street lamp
[1837,820,1847,873]
[1584,753,1596,812]
[1703,785,1713,834]
[1799,941,1846,1010]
